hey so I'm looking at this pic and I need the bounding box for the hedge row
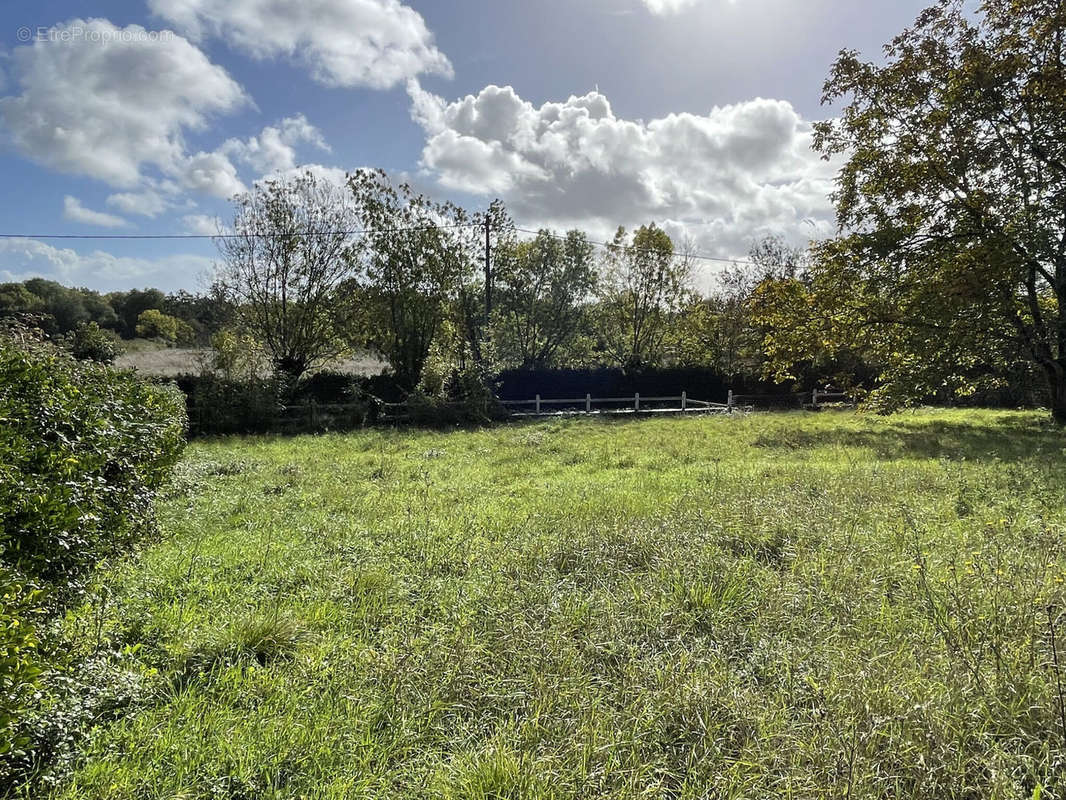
[0,331,186,781]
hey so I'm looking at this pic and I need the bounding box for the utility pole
[484,214,492,323]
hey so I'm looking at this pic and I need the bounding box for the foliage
[595,224,690,371]
[14,409,1066,798]
[63,321,122,364]
[673,236,808,379]
[0,330,185,789]
[107,289,167,339]
[0,334,187,587]
[492,229,597,370]
[161,289,233,343]
[0,285,43,318]
[214,170,362,382]
[349,169,477,389]
[0,280,118,337]
[766,0,1066,421]
[409,319,504,425]
[205,329,269,382]
[134,309,195,345]
[176,373,282,437]
[0,569,40,770]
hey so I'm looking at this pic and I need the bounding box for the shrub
[0,331,185,787]
[0,335,187,587]
[175,373,282,436]
[407,323,505,426]
[207,329,268,381]
[63,321,122,364]
[0,569,40,765]
[135,309,195,346]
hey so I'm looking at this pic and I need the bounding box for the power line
[0,221,481,241]
[0,221,785,269]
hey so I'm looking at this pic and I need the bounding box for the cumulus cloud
[176,150,247,199]
[0,238,215,292]
[150,0,453,89]
[0,20,352,214]
[408,81,837,261]
[106,190,171,218]
[220,114,330,176]
[0,19,248,192]
[63,196,129,228]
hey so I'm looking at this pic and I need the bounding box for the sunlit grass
[31,409,1066,798]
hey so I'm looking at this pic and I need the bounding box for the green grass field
[31,410,1066,798]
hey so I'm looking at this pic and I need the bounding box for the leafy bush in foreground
[0,330,186,778]
[0,333,187,587]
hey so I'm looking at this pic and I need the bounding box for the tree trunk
[1047,363,1066,425]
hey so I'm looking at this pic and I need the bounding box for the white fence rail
[500,392,729,416]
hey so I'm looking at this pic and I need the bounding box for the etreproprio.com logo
[17,26,174,44]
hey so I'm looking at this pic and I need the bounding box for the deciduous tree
[492,229,596,369]
[348,169,475,388]
[595,224,690,371]
[766,0,1066,421]
[214,171,361,382]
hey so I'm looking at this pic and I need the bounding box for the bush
[0,570,40,765]
[135,309,195,346]
[403,323,505,427]
[175,373,282,437]
[0,336,187,587]
[63,321,122,364]
[174,371,381,436]
[0,330,185,784]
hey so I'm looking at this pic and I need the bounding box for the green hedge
[0,331,186,777]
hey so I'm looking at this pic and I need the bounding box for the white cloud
[151,0,453,89]
[62,196,129,228]
[0,238,215,292]
[106,190,171,218]
[220,114,330,175]
[643,0,704,14]
[182,214,222,235]
[0,19,249,192]
[408,81,837,260]
[176,149,247,199]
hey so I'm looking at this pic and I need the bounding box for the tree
[135,309,194,345]
[214,171,361,382]
[595,224,690,371]
[19,280,117,335]
[0,284,44,318]
[349,169,475,388]
[108,288,166,339]
[678,236,808,378]
[492,229,597,369]
[768,0,1066,421]
[163,290,233,342]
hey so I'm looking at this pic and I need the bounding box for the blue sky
[0,0,931,292]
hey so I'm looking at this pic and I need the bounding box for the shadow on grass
[752,414,1063,463]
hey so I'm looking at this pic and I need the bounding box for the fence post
[586,393,591,414]
[535,394,541,414]
[811,388,819,409]
[727,389,734,413]
[310,399,318,428]
[635,392,640,412]
[681,391,687,412]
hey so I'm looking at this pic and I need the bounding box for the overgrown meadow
[29,410,1066,798]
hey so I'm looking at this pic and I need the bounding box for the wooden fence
[500,392,727,416]
[274,389,854,428]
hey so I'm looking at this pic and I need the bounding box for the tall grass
[25,409,1066,798]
